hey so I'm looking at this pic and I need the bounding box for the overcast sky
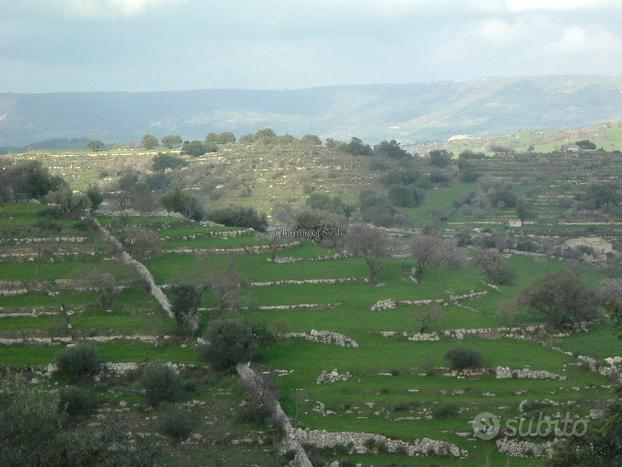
[1,0,621,93]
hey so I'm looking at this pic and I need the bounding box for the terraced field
[2,201,618,465]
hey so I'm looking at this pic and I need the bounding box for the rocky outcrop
[286,330,358,348]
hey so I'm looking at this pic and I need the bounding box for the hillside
[2,75,622,146]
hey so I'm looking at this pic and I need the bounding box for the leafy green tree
[56,343,101,381]
[152,153,186,172]
[373,140,411,159]
[168,284,201,331]
[516,269,600,329]
[86,184,103,211]
[87,140,105,151]
[428,149,452,167]
[199,320,257,370]
[160,189,204,221]
[139,364,184,407]
[575,139,597,150]
[206,132,236,144]
[208,206,268,232]
[181,140,207,156]
[161,135,182,148]
[301,134,322,146]
[142,134,159,149]
[340,137,372,156]
[444,347,484,370]
[388,184,424,207]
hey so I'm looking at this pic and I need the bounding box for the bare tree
[204,261,251,313]
[344,226,388,284]
[410,235,465,280]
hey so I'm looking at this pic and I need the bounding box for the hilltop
[2,75,622,146]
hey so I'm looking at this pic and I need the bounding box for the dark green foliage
[181,140,215,156]
[517,269,600,329]
[292,208,347,246]
[516,197,537,220]
[161,135,183,148]
[86,184,103,210]
[582,182,621,209]
[0,160,66,200]
[432,404,460,419]
[160,189,204,221]
[200,320,257,370]
[142,134,158,149]
[145,172,173,191]
[575,139,597,150]
[301,134,322,146]
[547,401,622,467]
[56,343,101,380]
[208,206,268,231]
[444,346,484,370]
[87,140,105,151]
[372,140,411,159]
[168,284,201,328]
[0,376,165,466]
[206,131,236,144]
[428,149,452,166]
[306,193,354,218]
[58,387,98,421]
[139,364,184,407]
[388,184,424,207]
[0,376,65,466]
[156,407,196,442]
[152,153,186,172]
[339,137,372,156]
[235,396,271,425]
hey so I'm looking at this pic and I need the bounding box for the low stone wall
[495,367,566,380]
[0,236,87,245]
[381,324,550,342]
[0,305,85,319]
[268,252,351,264]
[160,229,252,241]
[0,334,171,346]
[250,277,362,287]
[371,291,487,311]
[237,363,313,467]
[286,330,359,348]
[163,242,300,255]
[91,216,175,322]
[496,438,558,458]
[291,428,466,458]
[258,303,341,311]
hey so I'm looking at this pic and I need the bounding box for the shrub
[200,320,256,370]
[432,404,460,419]
[156,407,196,442]
[208,206,268,232]
[56,343,101,380]
[58,387,98,421]
[139,364,184,407]
[235,397,271,425]
[444,347,484,370]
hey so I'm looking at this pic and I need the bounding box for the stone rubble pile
[316,369,352,384]
[287,330,359,348]
[371,291,487,311]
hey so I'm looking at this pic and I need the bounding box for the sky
[1,0,621,92]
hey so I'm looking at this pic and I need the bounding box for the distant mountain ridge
[1,75,622,146]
